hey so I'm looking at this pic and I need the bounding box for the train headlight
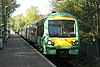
[72,41,78,46]
[47,40,54,46]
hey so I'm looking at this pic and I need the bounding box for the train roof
[48,12,76,19]
[32,21,37,25]
[32,12,76,25]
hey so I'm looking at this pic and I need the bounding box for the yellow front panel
[48,16,75,20]
[50,37,76,46]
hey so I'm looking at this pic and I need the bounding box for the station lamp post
[0,0,3,50]
[4,5,9,43]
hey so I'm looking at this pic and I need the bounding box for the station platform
[0,34,56,67]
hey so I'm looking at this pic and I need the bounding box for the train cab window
[48,20,76,37]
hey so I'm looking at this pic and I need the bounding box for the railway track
[28,41,74,67]
[45,55,74,67]
[19,37,75,67]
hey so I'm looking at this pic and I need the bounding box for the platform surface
[0,34,56,67]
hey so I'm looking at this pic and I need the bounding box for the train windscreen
[48,20,76,37]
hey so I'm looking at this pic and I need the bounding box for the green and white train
[19,12,80,55]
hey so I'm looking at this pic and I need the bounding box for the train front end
[45,13,80,55]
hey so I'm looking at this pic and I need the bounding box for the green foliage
[9,14,25,30]
[2,0,20,32]
[2,0,20,17]
[25,6,39,24]
[51,0,100,42]
[7,0,20,15]
[9,5,44,31]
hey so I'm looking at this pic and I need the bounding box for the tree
[9,5,44,31]
[25,6,39,24]
[9,14,25,31]
[2,0,20,31]
[2,0,20,17]
[51,0,100,41]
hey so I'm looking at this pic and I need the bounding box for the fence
[80,38,100,59]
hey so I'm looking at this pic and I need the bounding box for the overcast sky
[12,0,51,16]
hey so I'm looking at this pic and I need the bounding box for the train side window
[33,28,36,36]
[37,19,45,37]
[37,25,44,37]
